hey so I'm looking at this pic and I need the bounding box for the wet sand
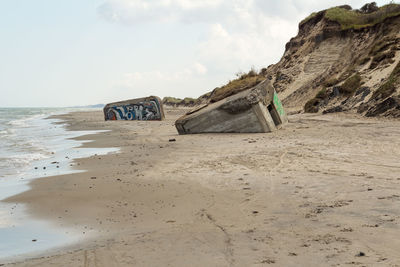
[3,109,400,266]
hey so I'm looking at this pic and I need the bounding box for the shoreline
[3,109,400,266]
[0,111,119,263]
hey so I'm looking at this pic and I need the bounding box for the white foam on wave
[6,114,45,127]
[0,110,62,178]
[0,128,15,137]
[4,152,50,165]
[0,108,121,261]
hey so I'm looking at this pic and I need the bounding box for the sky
[0,0,393,107]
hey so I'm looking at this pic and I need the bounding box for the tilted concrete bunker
[104,96,165,121]
[175,80,287,134]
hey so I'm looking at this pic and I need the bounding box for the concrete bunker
[104,96,165,121]
[175,80,287,134]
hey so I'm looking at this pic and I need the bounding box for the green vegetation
[209,69,264,103]
[370,50,396,69]
[324,78,339,87]
[163,97,182,104]
[163,96,197,106]
[304,98,320,113]
[304,88,329,113]
[372,61,400,99]
[198,91,212,100]
[299,12,319,26]
[300,3,400,30]
[164,68,267,106]
[325,4,400,30]
[316,88,328,99]
[340,73,362,94]
[370,37,398,55]
[182,97,196,104]
[337,66,357,82]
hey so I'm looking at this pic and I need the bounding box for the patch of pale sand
[362,49,400,101]
[280,39,348,102]
[3,110,400,266]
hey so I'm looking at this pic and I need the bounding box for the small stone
[169,138,176,142]
[32,239,37,242]
[356,251,365,257]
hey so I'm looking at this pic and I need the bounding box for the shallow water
[0,108,118,262]
[0,108,77,178]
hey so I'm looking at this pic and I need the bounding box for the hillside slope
[265,3,400,117]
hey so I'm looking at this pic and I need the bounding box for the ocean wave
[0,128,16,137]
[1,153,49,167]
[0,109,66,178]
[0,152,50,178]
[6,114,45,128]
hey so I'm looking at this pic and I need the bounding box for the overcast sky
[0,0,393,107]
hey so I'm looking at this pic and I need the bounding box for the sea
[0,107,118,262]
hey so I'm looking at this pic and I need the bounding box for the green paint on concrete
[273,92,285,116]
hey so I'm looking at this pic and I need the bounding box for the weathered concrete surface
[104,96,165,121]
[175,80,288,134]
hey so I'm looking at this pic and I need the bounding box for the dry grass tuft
[209,68,265,103]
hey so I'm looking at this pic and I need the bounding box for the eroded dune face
[265,7,400,117]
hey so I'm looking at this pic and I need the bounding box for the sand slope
[3,109,400,266]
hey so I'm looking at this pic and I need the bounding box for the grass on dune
[301,3,400,30]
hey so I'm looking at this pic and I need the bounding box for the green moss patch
[304,98,320,113]
[340,73,362,94]
[304,89,329,113]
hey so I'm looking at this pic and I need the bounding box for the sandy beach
[3,108,400,266]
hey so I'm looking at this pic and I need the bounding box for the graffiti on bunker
[105,99,162,121]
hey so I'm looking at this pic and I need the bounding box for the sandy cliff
[266,3,400,117]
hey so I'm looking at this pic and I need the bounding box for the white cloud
[97,0,226,24]
[122,62,207,86]
[99,0,392,97]
[193,62,208,75]
[98,0,379,25]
